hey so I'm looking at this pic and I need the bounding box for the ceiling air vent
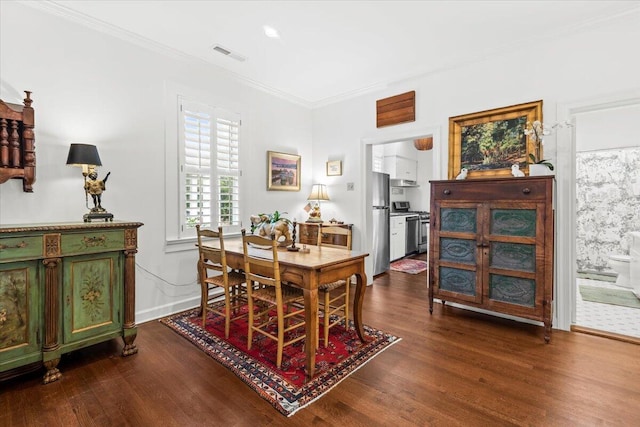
[211,44,246,62]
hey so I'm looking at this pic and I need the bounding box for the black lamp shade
[66,143,102,166]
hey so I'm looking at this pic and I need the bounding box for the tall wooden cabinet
[428,177,554,342]
[0,221,143,383]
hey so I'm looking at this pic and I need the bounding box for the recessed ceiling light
[263,25,280,39]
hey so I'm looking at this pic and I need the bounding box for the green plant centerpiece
[249,210,293,246]
[524,120,554,171]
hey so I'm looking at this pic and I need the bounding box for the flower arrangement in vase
[524,120,554,175]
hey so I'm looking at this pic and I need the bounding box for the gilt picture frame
[448,100,543,179]
[326,160,342,176]
[267,151,301,191]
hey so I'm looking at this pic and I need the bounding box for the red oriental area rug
[390,258,428,274]
[159,305,400,417]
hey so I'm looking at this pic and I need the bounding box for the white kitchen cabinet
[383,155,417,181]
[390,216,406,261]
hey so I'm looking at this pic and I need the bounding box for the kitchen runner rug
[579,285,640,309]
[390,258,428,274]
[159,305,400,417]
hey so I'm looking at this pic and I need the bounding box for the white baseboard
[136,296,200,324]
[136,288,225,324]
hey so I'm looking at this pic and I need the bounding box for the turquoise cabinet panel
[490,242,536,272]
[489,274,536,307]
[490,209,537,237]
[441,208,476,233]
[439,267,476,296]
[440,238,476,264]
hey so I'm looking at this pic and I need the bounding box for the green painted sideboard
[428,176,554,342]
[0,221,143,383]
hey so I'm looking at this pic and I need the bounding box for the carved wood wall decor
[376,91,415,128]
[0,91,35,192]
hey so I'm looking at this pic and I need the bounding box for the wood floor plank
[2,253,640,425]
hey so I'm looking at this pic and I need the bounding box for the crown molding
[20,1,313,108]
[19,1,640,110]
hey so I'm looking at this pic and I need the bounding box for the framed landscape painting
[448,100,543,179]
[267,151,300,191]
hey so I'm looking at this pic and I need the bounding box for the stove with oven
[392,201,430,254]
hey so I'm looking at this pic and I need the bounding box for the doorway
[565,98,640,340]
[361,127,441,280]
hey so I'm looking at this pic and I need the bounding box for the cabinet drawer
[0,236,43,262]
[61,230,125,256]
[298,224,319,245]
[432,178,549,202]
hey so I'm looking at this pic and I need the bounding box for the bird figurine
[455,168,468,180]
[511,164,525,177]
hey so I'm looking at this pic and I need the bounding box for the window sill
[165,230,244,253]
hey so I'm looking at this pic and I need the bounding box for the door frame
[557,89,640,331]
[360,126,442,282]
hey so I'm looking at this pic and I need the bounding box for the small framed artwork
[326,160,342,176]
[448,100,542,179]
[267,151,301,191]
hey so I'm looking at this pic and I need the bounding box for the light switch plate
[347,182,354,191]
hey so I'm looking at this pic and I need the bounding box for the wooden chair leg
[224,286,231,339]
[201,284,208,327]
[276,304,285,368]
[323,289,331,347]
[344,283,350,329]
[247,295,254,350]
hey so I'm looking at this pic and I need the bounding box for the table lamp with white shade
[306,184,329,223]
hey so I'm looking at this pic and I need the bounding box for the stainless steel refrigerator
[372,172,390,275]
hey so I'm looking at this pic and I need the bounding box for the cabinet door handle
[443,189,451,195]
[522,187,531,194]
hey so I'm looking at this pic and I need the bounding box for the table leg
[303,287,318,380]
[353,269,368,342]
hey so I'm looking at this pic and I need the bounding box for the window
[178,97,241,238]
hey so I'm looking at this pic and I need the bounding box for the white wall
[2,2,640,329]
[312,9,640,329]
[0,2,312,322]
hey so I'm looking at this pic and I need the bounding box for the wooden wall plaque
[376,91,415,128]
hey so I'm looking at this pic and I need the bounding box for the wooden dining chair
[241,229,306,369]
[196,225,247,338]
[317,224,353,348]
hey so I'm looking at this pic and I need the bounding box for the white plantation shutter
[179,98,241,237]
[215,115,240,227]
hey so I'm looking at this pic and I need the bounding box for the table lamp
[306,184,329,223]
[66,143,113,222]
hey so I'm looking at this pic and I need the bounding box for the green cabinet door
[0,261,41,371]
[433,204,483,304]
[485,203,544,316]
[61,252,122,346]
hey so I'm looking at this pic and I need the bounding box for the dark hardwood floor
[2,253,640,426]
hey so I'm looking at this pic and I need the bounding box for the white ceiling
[33,0,640,107]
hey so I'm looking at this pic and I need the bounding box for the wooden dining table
[200,237,369,380]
